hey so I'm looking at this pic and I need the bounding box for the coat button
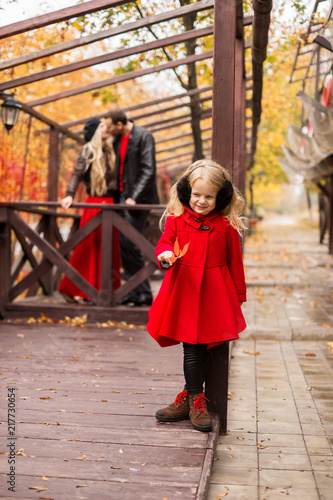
[194,217,201,223]
[200,225,210,230]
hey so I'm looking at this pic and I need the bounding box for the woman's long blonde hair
[161,159,247,233]
[81,123,115,196]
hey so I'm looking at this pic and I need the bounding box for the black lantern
[1,94,21,131]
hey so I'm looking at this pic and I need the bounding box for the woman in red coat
[59,118,120,303]
[147,160,247,432]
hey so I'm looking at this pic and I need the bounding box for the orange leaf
[174,238,180,256]
[179,242,190,257]
[169,256,177,263]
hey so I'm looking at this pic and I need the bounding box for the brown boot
[189,393,212,432]
[155,390,189,422]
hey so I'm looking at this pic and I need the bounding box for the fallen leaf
[76,455,86,460]
[40,397,52,400]
[305,353,316,357]
[42,476,48,481]
[243,350,260,355]
[327,342,333,351]
[119,448,123,454]
[110,465,121,469]
[322,324,331,328]
[76,484,88,488]
[28,487,48,492]
[141,462,148,466]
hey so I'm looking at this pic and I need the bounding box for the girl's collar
[183,205,220,223]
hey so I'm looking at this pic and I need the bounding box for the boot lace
[174,390,188,407]
[193,393,209,412]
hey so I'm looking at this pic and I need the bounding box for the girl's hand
[61,196,73,210]
[158,251,175,265]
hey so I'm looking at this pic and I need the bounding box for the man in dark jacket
[106,109,159,306]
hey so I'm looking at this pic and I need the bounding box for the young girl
[147,159,247,432]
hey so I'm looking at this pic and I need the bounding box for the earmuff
[176,164,234,211]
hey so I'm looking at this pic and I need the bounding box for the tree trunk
[180,0,203,161]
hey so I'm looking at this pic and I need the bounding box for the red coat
[147,207,247,348]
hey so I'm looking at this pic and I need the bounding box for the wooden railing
[0,201,163,318]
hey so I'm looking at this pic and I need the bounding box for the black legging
[183,342,211,395]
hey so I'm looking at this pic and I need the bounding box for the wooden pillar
[0,207,11,318]
[48,127,59,202]
[329,176,333,255]
[99,209,114,306]
[211,0,236,175]
[233,36,244,190]
[43,127,59,294]
[206,0,236,434]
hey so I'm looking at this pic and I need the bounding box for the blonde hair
[160,159,247,233]
[82,123,115,196]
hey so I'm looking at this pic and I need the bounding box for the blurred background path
[208,214,333,500]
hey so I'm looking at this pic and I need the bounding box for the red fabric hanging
[59,196,121,300]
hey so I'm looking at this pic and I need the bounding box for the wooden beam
[36,87,212,133]
[0,0,215,71]
[6,98,84,143]
[0,27,214,92]
[27,50,213,107]
[157,136,211,155]
[150,110,212,133]
[0,0,128,40]
[133,96,212,122]
[144,109,212,130]
[155,126,211,144]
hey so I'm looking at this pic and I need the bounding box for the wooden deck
[0,321,219,499]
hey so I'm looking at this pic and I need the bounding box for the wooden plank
[27,51,213,107]
[0,323,219,499]
[0,474,197,500]
[0,0,215,71]
[0,0,129,40]
[0,27,214,91]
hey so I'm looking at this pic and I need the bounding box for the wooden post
[233,36,244,190]
[43,127,59,294]
[329,176,333,255]
[99,209,114,306]
[48,127,59,202]
[206,0,236,434]
[0,207,11,318]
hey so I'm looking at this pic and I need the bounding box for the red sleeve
[155,215,177,271]
[226,224,247,303]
